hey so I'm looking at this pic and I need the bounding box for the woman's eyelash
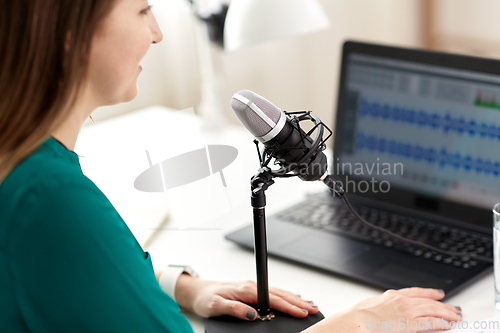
[141,5,153,15]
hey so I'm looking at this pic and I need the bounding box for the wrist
[158,265,199,303]
[174,273,203,311]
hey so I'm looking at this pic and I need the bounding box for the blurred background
[91,0,500,134]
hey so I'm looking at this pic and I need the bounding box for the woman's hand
[303,287,462,333]
[174,274,319,321]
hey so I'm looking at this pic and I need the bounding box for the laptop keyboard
[275,194,493,270]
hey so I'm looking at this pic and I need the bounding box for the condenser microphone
[231,90,328,181]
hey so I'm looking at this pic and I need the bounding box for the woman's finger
[412,303,462,323]
[268,293,311,318]
[269,287,318,313]
[409,297,462,315]
[394,287,445,300]
[208,296,258,321]
[269,287,310,303]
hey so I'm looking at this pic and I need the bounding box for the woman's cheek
[136,27,154,57]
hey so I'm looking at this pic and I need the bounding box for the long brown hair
[0,0,116,184]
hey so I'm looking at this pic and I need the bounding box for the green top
[0,137,194,332]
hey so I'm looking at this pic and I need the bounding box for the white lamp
[191,0,329,129]
[224,0,330,53]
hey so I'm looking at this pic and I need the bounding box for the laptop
[226,41,499,298]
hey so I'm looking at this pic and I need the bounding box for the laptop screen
[334,42,500,232]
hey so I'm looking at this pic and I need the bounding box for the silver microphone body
[231,90,328,181]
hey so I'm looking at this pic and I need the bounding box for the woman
[0,0,463,332]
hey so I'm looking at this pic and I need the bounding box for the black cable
[323,176,493,264]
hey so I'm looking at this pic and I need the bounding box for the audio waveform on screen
[358,99,500,139]
[355,132,500,177]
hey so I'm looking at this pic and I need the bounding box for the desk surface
[77,106,498,333]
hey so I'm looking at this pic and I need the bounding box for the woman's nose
[150,14,163,44]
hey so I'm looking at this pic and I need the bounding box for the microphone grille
[230,90,282,137]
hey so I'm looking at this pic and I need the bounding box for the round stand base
[205,309,324,333]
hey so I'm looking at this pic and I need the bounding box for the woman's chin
[113,88,139,105]
[98,84,139,107]
[123,91,138,103]
[121,85,139,103]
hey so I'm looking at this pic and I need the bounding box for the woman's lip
[139,65,143,70]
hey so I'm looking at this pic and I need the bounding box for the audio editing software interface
[339,53,500,210]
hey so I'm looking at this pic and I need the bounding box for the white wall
[430,0,500,57]
[93,0,423,138]
[436,0,500,42]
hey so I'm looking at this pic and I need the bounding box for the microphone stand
[250,168,274,319]
[205,167,324,333]
[206,111,329,332]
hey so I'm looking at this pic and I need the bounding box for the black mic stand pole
[205,167,324,333]
[250,168,274,319]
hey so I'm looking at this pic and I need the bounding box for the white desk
[76,106,497,333]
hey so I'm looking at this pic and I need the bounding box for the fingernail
[306,300,313,303]
[311,305,318,308]
[438,289,445,295]
[246,310,256,320]
[301,309,308,313]
[455,306,462,311]
[457,312,462,317]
